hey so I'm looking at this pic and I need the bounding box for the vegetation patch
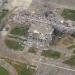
[28,47,37,54]
[62,9,75,21]
[41,49,61,59]
[10,26,29,36]
[63,55,75,66]
[5,39,24,50]
[0,9,8,22]
[62,37,74,45]
[0,66,9,75]
[67,45,75,50]
[73,49,75,54]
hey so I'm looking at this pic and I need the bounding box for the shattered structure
[9,9,54,49]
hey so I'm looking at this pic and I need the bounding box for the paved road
[33,59,75,72]
[34,59,75,75]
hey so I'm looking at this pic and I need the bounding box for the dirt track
[7,0,75,10]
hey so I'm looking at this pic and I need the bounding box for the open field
[5,39,24,50]
[41,49,61,59]
[6,0,75,10]
[47,0,75,10]
[61,9,75,21]
[10,26,29,36]
[64,55,75,66]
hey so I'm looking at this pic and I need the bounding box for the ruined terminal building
[9,10,54,49]
[28,14,54,48]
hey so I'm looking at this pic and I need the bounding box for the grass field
[64,55,75,66]
[5,39,24,50]
[10,26,29,36]
[62,9,75,21]
[0,66,9,75]
[41,49,61,59]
